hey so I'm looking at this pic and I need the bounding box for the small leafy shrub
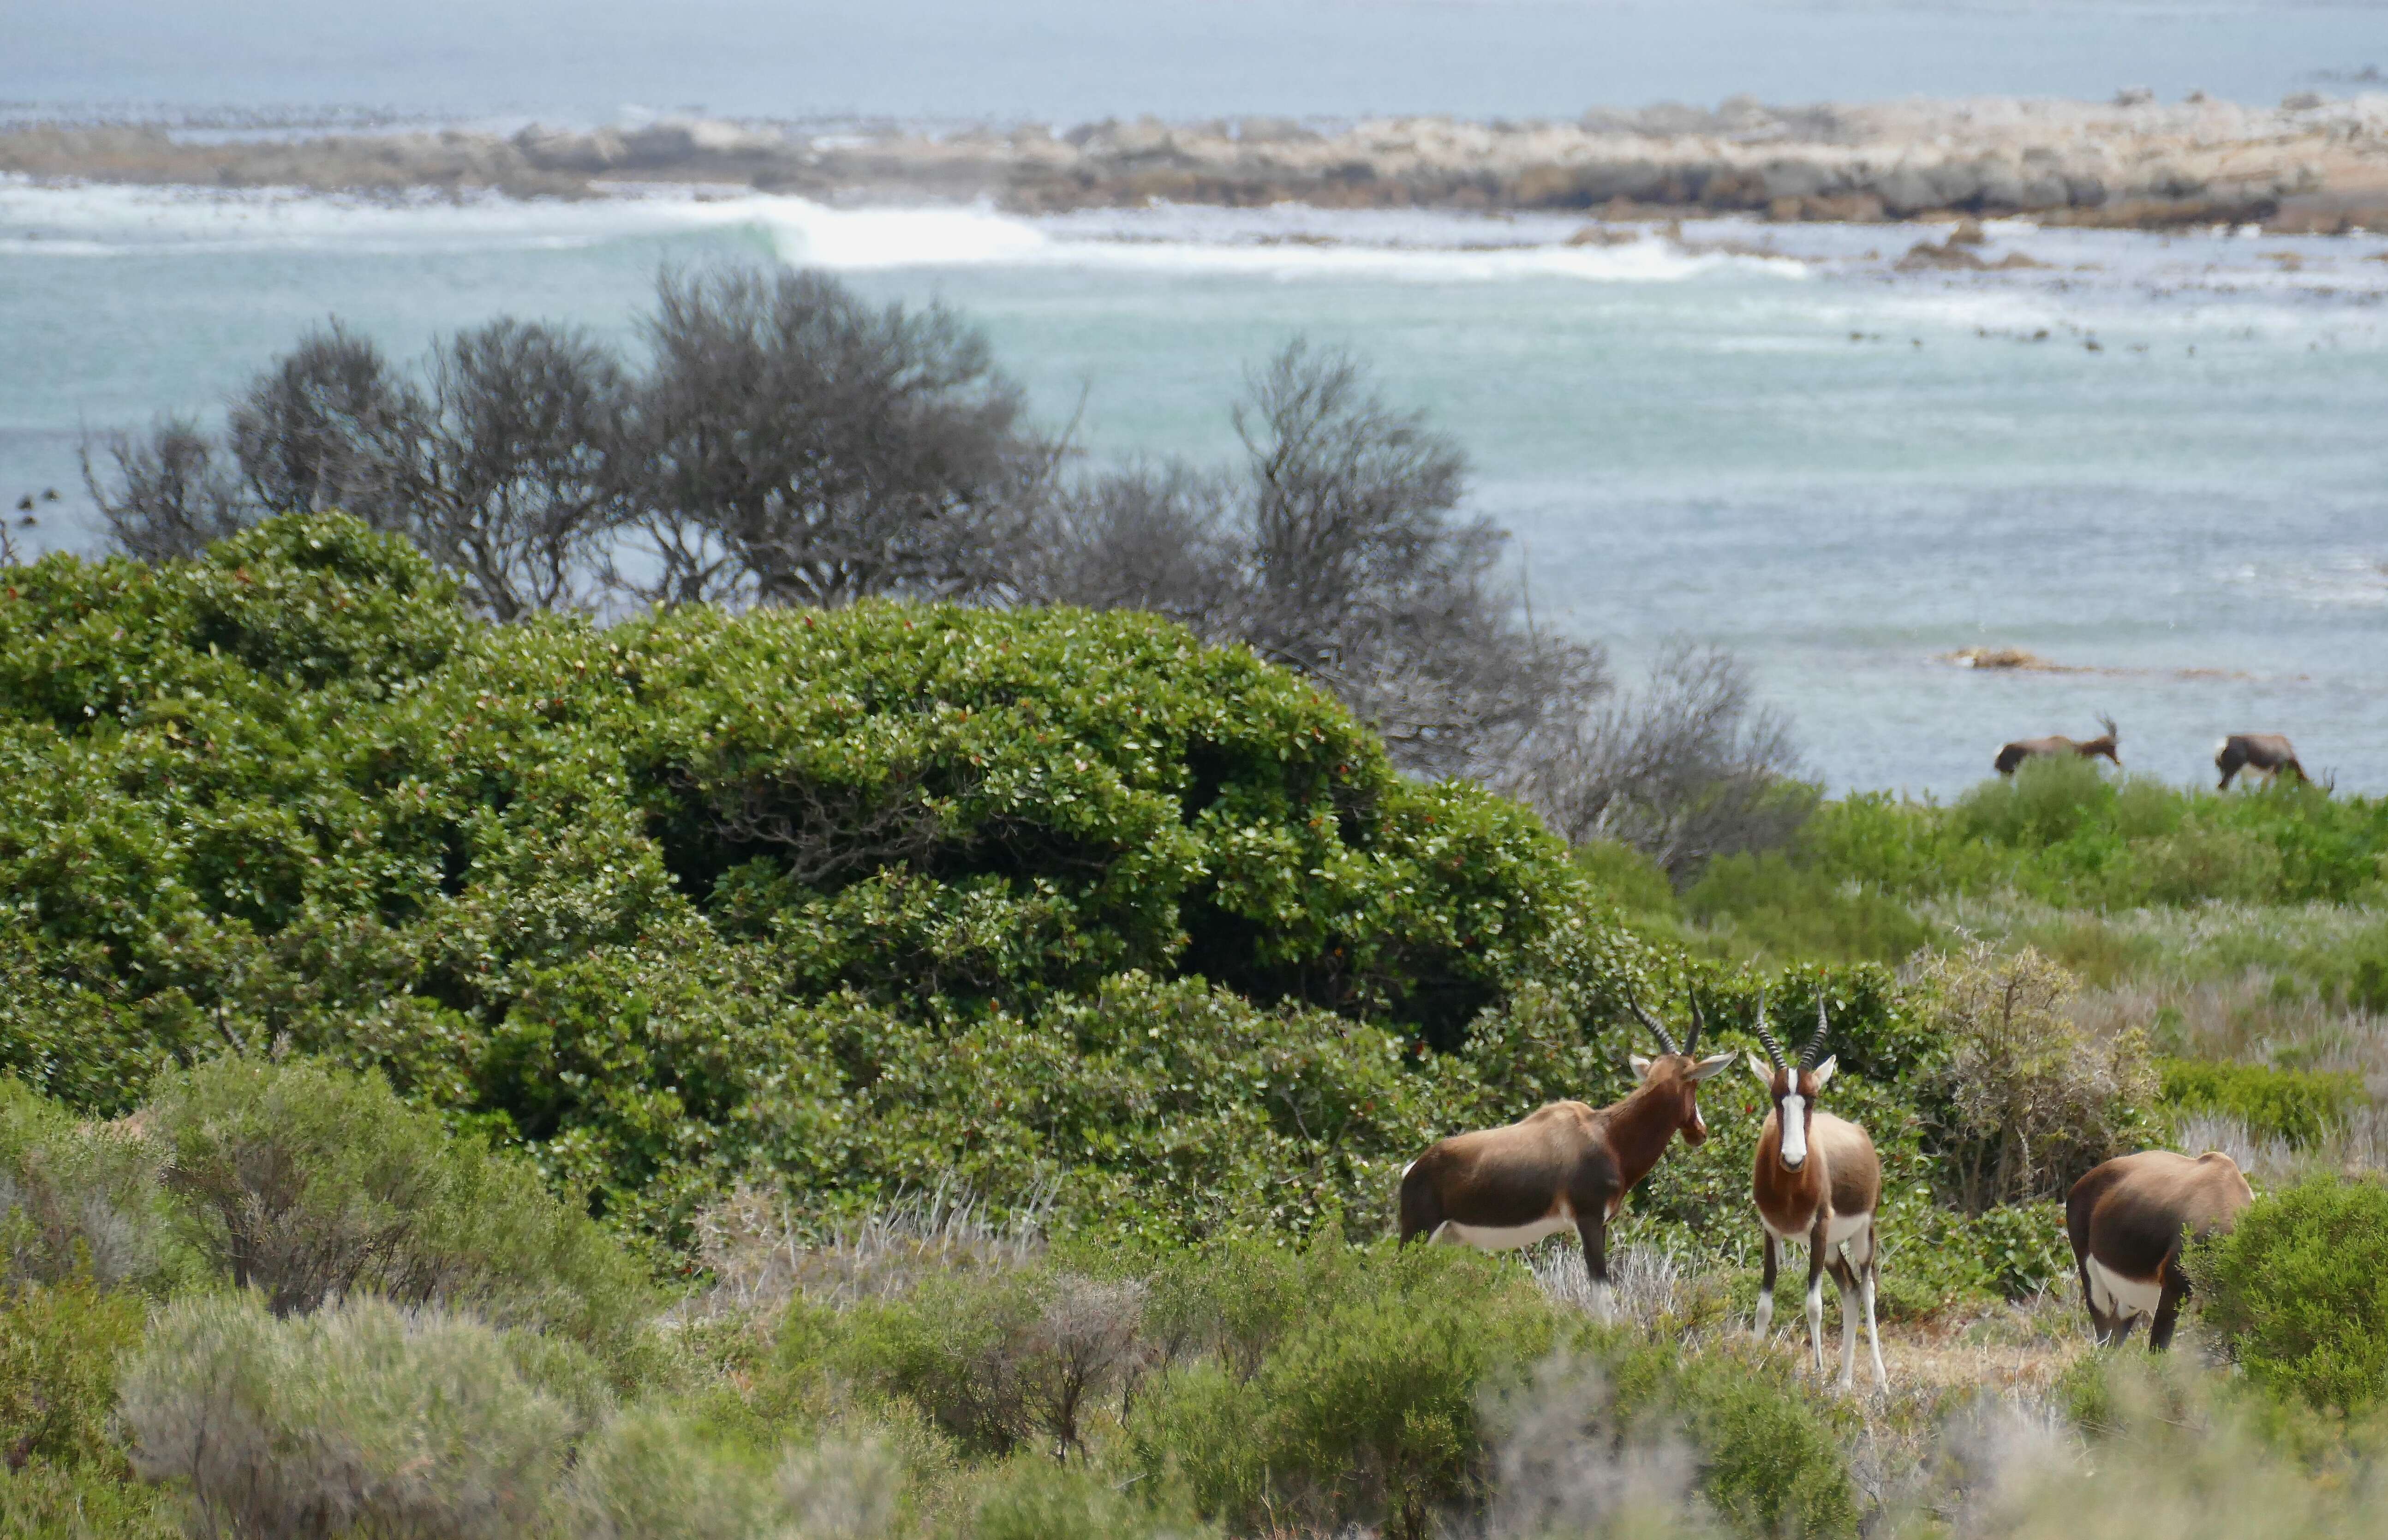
[2193,1177,2388,1415]
[2158,1059,2362,1147]
[1572,839,1678,917]
[837,1266,1151,1458]
[961,1456,1206,1540]
[1134,1243,1555,1540]
[0,1279,149,1475]
[1916,945,2158,1213]
[1953,755,2114,849]
[149,1057,653,1360]
[0,1076,178,1290]
[119,1293,576,1540]
[568,1407,788,1540]
[0,1463,180,1539]
[1601,1335,1858,1539]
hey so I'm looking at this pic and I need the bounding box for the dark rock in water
[13,495,30,513]
[1896,237,1988,271]
[39,488,58,501]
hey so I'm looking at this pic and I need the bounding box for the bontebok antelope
[1397,993,1734,1317]
[1748,993,1886,1392]
[1994,714,2120,776]
[2215,734,2305,791]
[2066,1149,2253,1349]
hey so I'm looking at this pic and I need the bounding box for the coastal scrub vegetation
[27,274,2388,1536]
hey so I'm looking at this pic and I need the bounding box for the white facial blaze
[1779,1092,1808,1167]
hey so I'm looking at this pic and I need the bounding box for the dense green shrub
[0,516,1648,1246]
[2193,1178,2388,1414]
[149,1057,654,1359]
[1680,854,1940,965]
[119,1293,578,1540]
[1133,1242,1554,1540]
[1737,760,2388,918]
[2159,1059,2364,1146]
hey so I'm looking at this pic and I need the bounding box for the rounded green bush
[2194,1178,2388,1414]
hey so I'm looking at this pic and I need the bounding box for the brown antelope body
[1747,994,1886,1392]
[2066,1149,2253,1349]
[1994,714,2120,777]
[2215,734,2305,791]
[1398,997,1732,1316]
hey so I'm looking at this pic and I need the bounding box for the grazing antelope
[1994,714,2120,777]
[2066,1149,2253,1349]
[2215,733,2305,791]
[1748,993,1886,1393]
[1397,994,1734,1317]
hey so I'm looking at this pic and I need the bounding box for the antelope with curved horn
[2066,1149,2253,1349]
[2215,734,2305,791]
[1398,992,1735,1318]
[1748,991,1887,1393]
[1994,714,2120,776]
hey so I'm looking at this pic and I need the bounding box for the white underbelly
[2086,1256,2164,1320]
[1437,1213,1576,1251]
[1764,1213,1871,1248]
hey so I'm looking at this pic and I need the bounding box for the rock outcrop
[7,95,2388,231]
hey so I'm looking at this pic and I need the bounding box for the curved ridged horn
[1625,994,1680,1057]
[1751,989,1789,1073]
[1683,991,1707,1056]
[1799,991,1832,1072]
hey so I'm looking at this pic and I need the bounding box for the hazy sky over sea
[10,0,2387,123]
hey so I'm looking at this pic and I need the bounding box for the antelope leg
[1862,1228,1887,1390]
[1576,1212,1613,1324]
[1804,1218,1829,1378]
[1755,1232,1778,1340]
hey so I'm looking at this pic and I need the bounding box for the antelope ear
[1689,1051,1735,1081]
[1629,1054,1654,1081]
[1810,1056,1837,1090]
[1746,1052,1774,1086]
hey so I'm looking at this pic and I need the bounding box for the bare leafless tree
[391,320,629,620]
[1029,342,1608,784]
[80,417,257,561]
[621,268,1045,609]
[1522,640,1806,883]
[226,321,417,526]
[1026,460,1242,626]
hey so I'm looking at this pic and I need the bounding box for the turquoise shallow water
[2,184,2383,794]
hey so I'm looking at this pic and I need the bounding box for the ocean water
[2,180,2384,795]
[12,0,2388,121]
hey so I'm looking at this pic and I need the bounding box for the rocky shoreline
[7,95,2388,232]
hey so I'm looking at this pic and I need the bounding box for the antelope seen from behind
[1397,992,1733,1318]
[1748,993,1886,1393]
[1994,713,2120,777]
[2066,1148,2253,1350]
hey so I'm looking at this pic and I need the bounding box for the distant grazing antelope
[2066,1149,2253,1349]
[1747,993,1887,1393]
[2215,733,2305,791]
[1398,993,1734,1317]
[1994,714,2120,776]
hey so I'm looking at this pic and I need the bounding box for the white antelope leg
[1803,1217,1833,1378]
[1860,1226,1887,1390]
